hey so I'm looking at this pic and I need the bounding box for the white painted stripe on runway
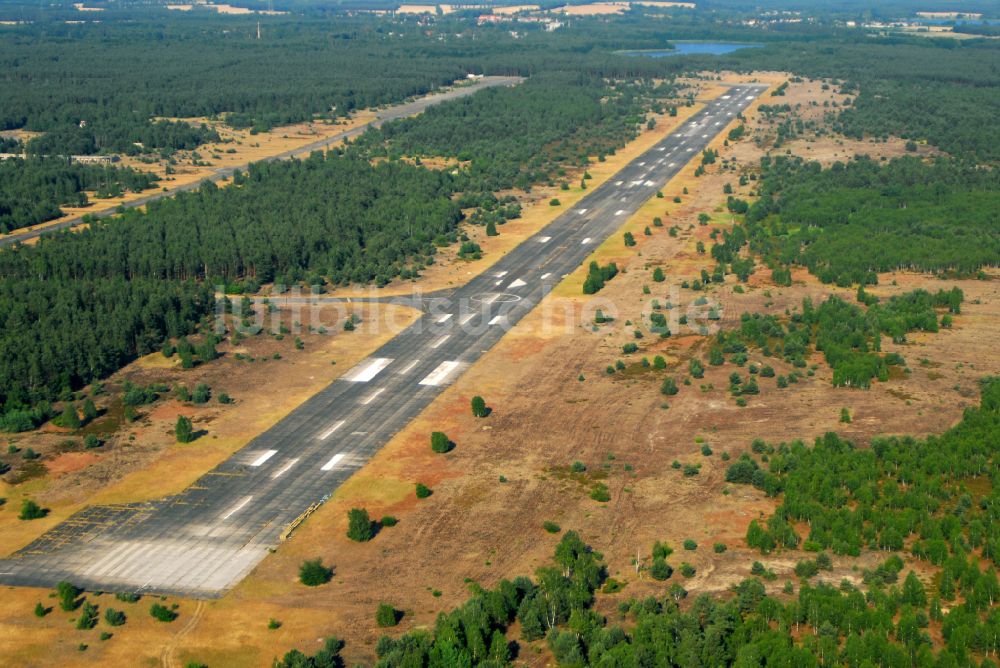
[715,121,722,125]
[638,161,645,166]
[581,238,593,244]
[727,112,734,116]
[321,453,346,472]
[419,360,461,386]
[398,359,420,374]
[494,270,508,278]
[630,180,643,187]
[485,293,502,305]
[644,181,656,187]
[435,313,453,323]
[746,96,754,100]
[541,272,552,279]
[271,458,298,478]
[250,450,277,467]
[615,180,623,186]
[620,196,627,202]
[343,357,393,382]
[508,278,527,289]
[615,209,626,215]
[319,420,346,440]
[703,134,709,138]
[431,334,451,348]
[686,147,694,152]
[361,388,385,405]
[459,313,475,325]
[577,208,588,215]
[722,95,731,99]
[489,315,505,325]
[537,236,551,243]
[656,146,665,151]
[669,162,676,167]
[221,496,252,520]
[495,280,503,286]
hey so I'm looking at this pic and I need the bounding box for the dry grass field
[2,74,996,666]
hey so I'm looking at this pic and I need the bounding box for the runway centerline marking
[250,450,277,467]
[271,459,298,478]
[397,359,420,374]
[435,314,453,323]
[221,496,252,521]
[343,357,393,383]
[419,360,462,386]
[361,388,385,405]
[431,334,451,348]
[318,420,346,440]
[459,314,475,325]
[321,453,346,472]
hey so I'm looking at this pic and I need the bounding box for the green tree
[19,499,46,520]
[376,603,399,628]
[415,483,432,499]
[299,558,333,586]
[175,416,194,443]
[430,431,452,454]
[347,508,373,542]
[652,267,665,283]
[82,399,98,423]
[56,403,81,429]
[471,395,487,418]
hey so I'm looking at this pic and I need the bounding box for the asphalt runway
[0,76,522,248]
[0,84,768,597]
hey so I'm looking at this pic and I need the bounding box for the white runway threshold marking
[494,270,508,278]
[321,453,346,472]
[361,388,384,405]
[488,315,505,325]
[250,450,277,467]
[221,496,252,521]
[318,420,346,440]
[271,458,298,478]
[343,357,393,382]
[435,314,453,323]
[431,334,451,348]
[419,360,462,386]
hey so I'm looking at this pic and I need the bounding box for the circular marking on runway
[470,292,522,304]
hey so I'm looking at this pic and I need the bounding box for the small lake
[618,42,762,58]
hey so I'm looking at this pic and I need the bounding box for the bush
[570,461,586,473]
[680,563,696,577]
[543,521,561,534]
[471,395,488,418]
[590,483,611,502]
[84,434,101,449]
[380,516,398,528]
[55,403,81,429]
[192,384,211,405]
[653,541,673,559]
[415,483,432,499]
[149,603,178,622]
[57,582,81,611]
[650,557,673,581]
[175,416,194,443]
[76,602,98,630]
[430,431,452,453]
[19,499,47,520]
[376,603,399,628]
[299,558,333,586]
[34,602,49,617]
[683,539,698,551]
[713,542,727,554]
[104,608,126,626]
[347,508,374,541]
[660,377,678,396]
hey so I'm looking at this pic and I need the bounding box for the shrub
[268,618,282,630]
[84,434,101,449]
[653,541,673,559]
[376,603,399,628]
[660,377,678,396]
[471,395,488,418]
[76,602,98,630]
[713,542,727,553]
[380,516,398,528]
[55,403,81,429]
[430,431,452,453]
[590,483,611,502]
[680,563,696,577]
[149,603,178,622]
[58,582,81,611]
[299,558,333,586]
[543,521,561,534]
[415,483,432,499]
[570,461,586,473]
[175,416,194,443]
[683,539,698,551]
[650,557,673,581]
[347,508,374,541]
[104,608,126,626]
[19,499,47,520]
[192,384,211,405]
[34,602,48,617]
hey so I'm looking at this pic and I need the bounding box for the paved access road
[0,84,768,597]
[0,76,522,248]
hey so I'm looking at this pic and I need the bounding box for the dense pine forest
[0,158,158,232]
[744,156,1000,286]
[274,380,1000,667]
